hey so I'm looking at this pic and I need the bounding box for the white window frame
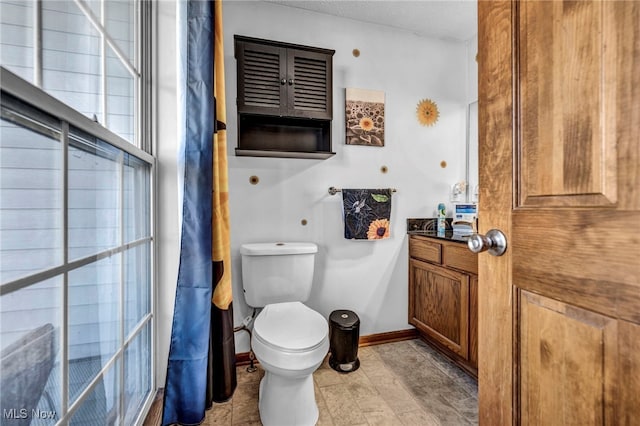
[0,0,156,421]
[25,0,148,150]
[1,64,156,425]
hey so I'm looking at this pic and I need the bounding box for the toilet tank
[240,242,318,307]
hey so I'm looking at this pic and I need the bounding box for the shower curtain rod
[328,186,397,195]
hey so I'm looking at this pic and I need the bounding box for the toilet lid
[254,302,328,351]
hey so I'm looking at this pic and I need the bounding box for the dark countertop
[407,230,471,244]
[406,217,471,244]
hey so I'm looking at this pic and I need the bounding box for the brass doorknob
[468,229,507,256]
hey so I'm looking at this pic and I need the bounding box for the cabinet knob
[280,78,286,85]
[288,78,294,85]
[468,229,507,256]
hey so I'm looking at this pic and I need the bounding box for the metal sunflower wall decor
[416,98,439,126]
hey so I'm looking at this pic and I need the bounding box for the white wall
[153,1,476,381]
[222,2,470,352]
[154,0,179,386]
[466,34,479,197]
[466,34,479,104]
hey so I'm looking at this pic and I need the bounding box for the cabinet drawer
[409,237,441,264]
[443,244,478,275]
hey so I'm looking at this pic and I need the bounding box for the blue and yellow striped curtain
[209,0,236,408]
[162,1,235,424]
[213,0,232,310]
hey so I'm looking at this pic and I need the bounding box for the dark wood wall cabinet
[234,35,335,159]
[408,235,478,378]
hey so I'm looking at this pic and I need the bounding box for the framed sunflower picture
[345,88,385,146]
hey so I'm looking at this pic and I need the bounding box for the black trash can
[329,310,360,373]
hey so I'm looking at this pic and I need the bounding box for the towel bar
[328,186,397,195]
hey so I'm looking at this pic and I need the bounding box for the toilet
[240,242,329,426]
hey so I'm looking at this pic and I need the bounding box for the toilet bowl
[240,242,327,425]
[251,301,329,426]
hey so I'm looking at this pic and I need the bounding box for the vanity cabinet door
[409,258,470,359]
[469,274,478,369]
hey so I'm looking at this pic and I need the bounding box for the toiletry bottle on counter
[437,203,446,236]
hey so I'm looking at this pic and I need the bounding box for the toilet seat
[253,301,328,352]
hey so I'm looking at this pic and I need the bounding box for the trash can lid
[329,310,360,329]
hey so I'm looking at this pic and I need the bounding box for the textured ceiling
[262,0,478,42]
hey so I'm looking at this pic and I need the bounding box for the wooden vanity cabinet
[409,235,478,377]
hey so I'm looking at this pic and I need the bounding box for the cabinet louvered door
[287,49,332,119]
[236,42,287,115]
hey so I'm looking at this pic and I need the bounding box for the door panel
[518,0,617,207]
[478,0,640,424]
[618,321,640,424]
[518,290,615,425]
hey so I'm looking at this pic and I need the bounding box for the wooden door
[478,1,640,424]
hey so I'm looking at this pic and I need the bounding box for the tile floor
[196,339,478,426]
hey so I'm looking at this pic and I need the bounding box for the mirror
[466,101,478,203]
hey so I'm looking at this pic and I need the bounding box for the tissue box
[452,204,477,235]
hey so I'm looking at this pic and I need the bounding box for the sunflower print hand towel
[342,189,392,240]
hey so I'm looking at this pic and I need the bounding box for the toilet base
[258,370,318,426]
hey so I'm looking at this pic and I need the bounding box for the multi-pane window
[0,1,153,424]
[1,0,140,145]
[0,88,153,426]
